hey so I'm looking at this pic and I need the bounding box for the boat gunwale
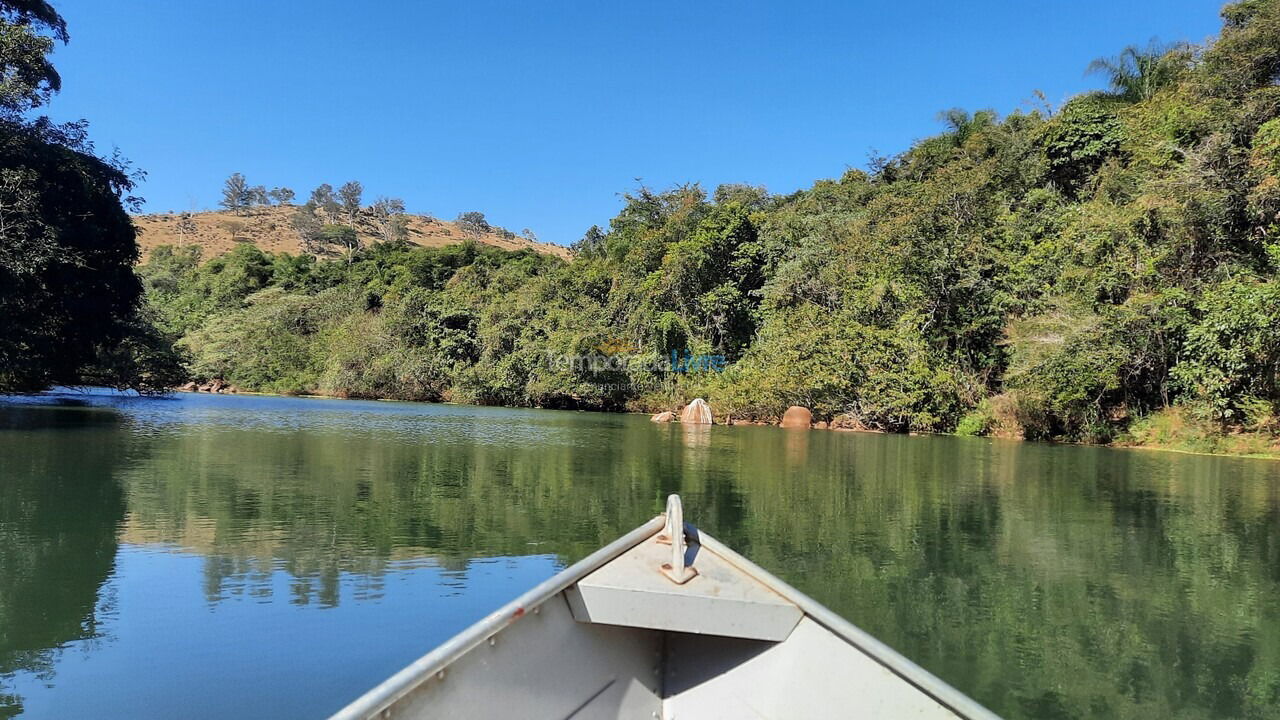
[693,530,1003,720]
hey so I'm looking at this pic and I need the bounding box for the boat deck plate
[564,531,803,641]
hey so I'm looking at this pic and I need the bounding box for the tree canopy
[0,0,169,392]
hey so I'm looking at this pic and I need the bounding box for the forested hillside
[135,0,1280,453]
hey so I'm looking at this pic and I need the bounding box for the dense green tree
[0,120,142,391]
[317,224,360,258]
[0,0,64,115]
[1173,278,1280,423]
[1037,95,1125,193]
[572,225,605,256]
[0,0,156,392]
[456,211,490,238]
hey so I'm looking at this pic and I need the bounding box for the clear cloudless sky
[48,1,1224,246]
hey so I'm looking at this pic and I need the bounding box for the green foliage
[1173,277,1280,422]
[0,119,141,392]
[954,405,992,436]
[1086,41,1191,103]
[455,211,490,237]
[1037,95,1124,193]
[1203,0,1280,97]
[113,2,1280,448]
[76,305,189,393]
[318,224,360,255]
[0,0,65,114]
[0,0,190,394]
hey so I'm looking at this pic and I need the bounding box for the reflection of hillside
[115,418,750,605]
[0,408,130,718]
[716,431,1280,720]
[16,391,1278,720]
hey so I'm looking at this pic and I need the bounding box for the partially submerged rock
[651,411,675,423]
[680,398,713,425]
[780,406,813,428]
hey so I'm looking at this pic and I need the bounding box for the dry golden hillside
[132,206,571,261]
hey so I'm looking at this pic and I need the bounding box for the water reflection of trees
[717,432,1280,720]
[117,418,749,607]
[0,407,129,718]
[110,411,1280,719]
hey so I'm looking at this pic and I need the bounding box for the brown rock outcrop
[680,398,713,425]
[780,405,813,428]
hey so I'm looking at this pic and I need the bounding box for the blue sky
[50,1,1223,246]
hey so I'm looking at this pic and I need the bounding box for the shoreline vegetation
[167,384,1280,460]
[7,2,1280,460]
[117,0,1280,458]
[113,2,1280,460]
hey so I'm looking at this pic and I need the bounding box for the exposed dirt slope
[132,206,571,260]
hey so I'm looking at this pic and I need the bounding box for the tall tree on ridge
[338,180,363,225]
[309,183,340,224]
[369,196,407,243]
[268,186,295,205]
[219,172,249,214]
[456,211,490,238]
[1087,40,1190,103]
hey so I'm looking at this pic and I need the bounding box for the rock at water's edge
[680,398,713,425]
[651,411,675,423]
[780,405,813,428]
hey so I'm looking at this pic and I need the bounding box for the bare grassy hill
[132,206,571,260]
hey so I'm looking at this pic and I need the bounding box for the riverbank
[173,385,1280,460]
[1116,408,1280,459]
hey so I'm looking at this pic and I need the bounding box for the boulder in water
[650,411,675,423]
[680,398,713,425]
[780,406,813,428]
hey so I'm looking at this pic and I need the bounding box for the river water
[1,389,1277,719]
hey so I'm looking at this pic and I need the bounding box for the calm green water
[1,390,1279,719]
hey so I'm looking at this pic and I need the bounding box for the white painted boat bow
[331,495,1002,720]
